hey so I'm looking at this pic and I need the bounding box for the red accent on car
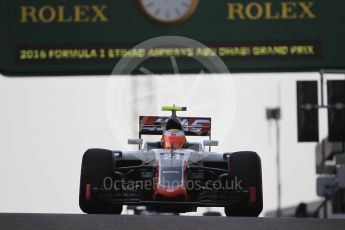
[154,184,188,200]
[249,186,256,203]
[85,184,91,200]
[161,136,186,149]
[153,160,188,201]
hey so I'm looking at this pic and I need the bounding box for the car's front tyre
[225,151,263,217]
[79,149,122,214]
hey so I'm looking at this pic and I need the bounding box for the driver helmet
[161,129,186,149]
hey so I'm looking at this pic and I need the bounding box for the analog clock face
[139,0,199,24]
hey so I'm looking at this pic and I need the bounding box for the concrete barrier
[1,213,345,230]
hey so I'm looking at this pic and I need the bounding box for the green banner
[0,0,344,76]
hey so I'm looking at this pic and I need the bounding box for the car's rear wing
[139,116,211,137]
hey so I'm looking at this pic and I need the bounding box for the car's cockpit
[144,141,203,152]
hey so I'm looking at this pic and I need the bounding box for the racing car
[79,106,263,216]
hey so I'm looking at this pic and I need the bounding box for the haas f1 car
[79,106,263,216]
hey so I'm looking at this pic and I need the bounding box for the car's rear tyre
[225,151,263,217]
[79,149,122,214]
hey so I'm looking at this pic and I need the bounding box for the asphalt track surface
[1,213,345,230]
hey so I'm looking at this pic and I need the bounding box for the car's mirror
[203,140,219,147]
[128,139,143,145]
